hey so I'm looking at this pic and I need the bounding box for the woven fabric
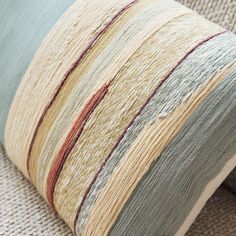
[187,187,236,236]
[2,2,235,235]
[179,0,236,33]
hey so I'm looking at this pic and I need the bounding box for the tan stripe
[82,62,236,236]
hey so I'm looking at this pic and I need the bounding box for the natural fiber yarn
[1,0,236,235]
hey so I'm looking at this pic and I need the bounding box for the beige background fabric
[0,144,73,236]
[0,0,236,235]
[179,0,236,33]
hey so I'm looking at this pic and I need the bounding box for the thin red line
[73,30,227,233]
[26,0,139,178]
[46,83,110,208]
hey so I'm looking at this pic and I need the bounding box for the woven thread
[1,0,236,235]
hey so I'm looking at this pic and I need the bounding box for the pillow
[2,0,236,235]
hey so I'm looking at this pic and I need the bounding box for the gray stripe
[76,32,236,234]
[0,0,74,143]
[109,69,236,235]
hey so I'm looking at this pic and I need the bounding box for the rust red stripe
[27,0,139,178]
[73,30,227,232]
[46,83,110,208]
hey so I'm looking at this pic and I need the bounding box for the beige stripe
[53,14,222,228]
[82,62,236,236]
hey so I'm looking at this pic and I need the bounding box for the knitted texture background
[179,0,236,33]
[187,187,236,236]
[0,144,73,236]
[0,1,236,235]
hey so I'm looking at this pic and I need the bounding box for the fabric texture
[178,0,236,33]
[187,187,236,236]
[178,0,236,200]
[0,144,73,236]
[0,1,235,235]
[1,142,235,236]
